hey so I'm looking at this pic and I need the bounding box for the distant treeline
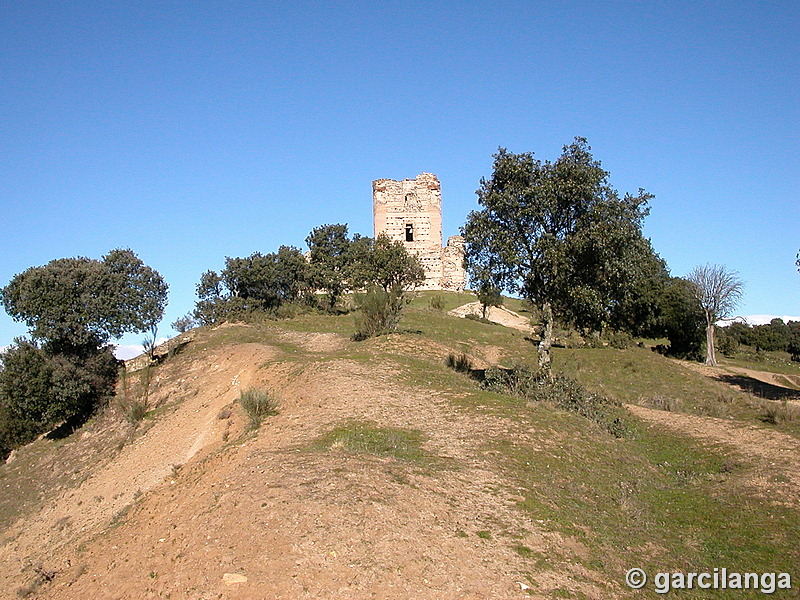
[720,319,800,359]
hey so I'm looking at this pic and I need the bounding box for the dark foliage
[463,138,668,335]
[193,246,309,325]
[483,364,626,436]
[351,286,406,341]
[1,249,167,350]
[724,318,800,358]
[654,277,705,360]
[0,340,118,459]
[0,249,163,458]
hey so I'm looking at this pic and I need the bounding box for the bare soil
[448,304,535,334]
[1,333,600,599]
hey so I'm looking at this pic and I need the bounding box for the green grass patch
[552,345,800,438]
[500,406,800,599]
[312,420,432,464]
[720,349,800,376]
[406,290,478,312]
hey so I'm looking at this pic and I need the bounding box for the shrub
[118,397,148,425]
[717,329,739,357]
[650,395,681,412]
[171,314,196,333]
[445,352,472,373]
[0,340,118,459]
[482,365,625,436]
[464,313,497,326]
[429,295,445,310]
[352,286,405,341]
[238,387,279,429]
[762,400,798,424]
[605,330,632,349]
[483,364,540,397]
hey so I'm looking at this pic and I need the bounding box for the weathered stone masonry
[372,173,467,290]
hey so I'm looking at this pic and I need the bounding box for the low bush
[352,286,405,341]
[761,400,798,424]
[445,352,472,373]
[605,330,633,349]
[429,295,445,311]
[464,314,497,326]
[118,397,148,425]
[483,365,626,436]
[650,395,681,412]
[171,314,197,333]
[238,387,279,429]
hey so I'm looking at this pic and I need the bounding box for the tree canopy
[194,246,308,325]
[349,233,425,293]
[193,225,425,325]
[306,224,354,309]
[463,138,667,334]
[0,249,164,458]
[1,249,168,351]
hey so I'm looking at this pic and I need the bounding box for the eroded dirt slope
[1,329,605,600]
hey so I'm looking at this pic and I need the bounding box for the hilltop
[1,292,799,599]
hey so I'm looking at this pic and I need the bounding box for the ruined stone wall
[372,173,466,290]
[442,235,467,290]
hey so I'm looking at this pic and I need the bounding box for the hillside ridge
[2,306,800,599]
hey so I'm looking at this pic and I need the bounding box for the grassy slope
[2,293,798,598]
[248,294,800,597]
[398,295,800,597]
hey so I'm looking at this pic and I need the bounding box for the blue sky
[1,0,798,354]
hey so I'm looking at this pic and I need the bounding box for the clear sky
[1,0,798,354]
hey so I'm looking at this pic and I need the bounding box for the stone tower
[372,173,466,290]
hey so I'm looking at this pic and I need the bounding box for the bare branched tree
[688,264,744,366]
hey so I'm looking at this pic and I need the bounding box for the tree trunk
[705,322,717,366]
[538,302,553,376]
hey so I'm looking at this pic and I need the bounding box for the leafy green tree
[726,321,754,346]
[193,270,228,326]
[349,233,425,293]
[0,339,117,459]
[787,322,800,361]
[306,224,353,311]
[193,246,308,325]
[0,249,166,457]
[687,264,744,366]
[476,282,503,319]
[223,247,308,307]
[1,249,168,352]
[463,139,667,341]
[652,277,705,359]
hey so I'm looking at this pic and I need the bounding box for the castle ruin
[372,173,466,291]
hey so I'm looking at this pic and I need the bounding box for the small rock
[223,573,248,585]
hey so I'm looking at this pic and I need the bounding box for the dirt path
[448,303,536,334]
[4,335,608,600]
[676,359,800,401]
[626,404,800,506]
